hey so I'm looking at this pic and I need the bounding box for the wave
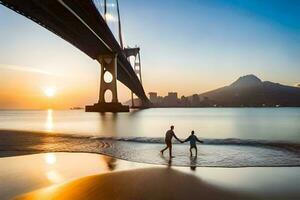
[1,130,300,167]
[89,135,299,145]
[89,136,300,153]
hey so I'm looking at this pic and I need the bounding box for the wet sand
[1,152,300,200]
[15,168,251,200]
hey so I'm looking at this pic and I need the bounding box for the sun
[44,87,56,97]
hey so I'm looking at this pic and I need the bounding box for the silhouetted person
[182,130,203,157]
[160,125,181,158]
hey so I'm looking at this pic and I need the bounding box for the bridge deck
[0,0,149,103]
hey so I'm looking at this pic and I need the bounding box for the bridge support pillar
[124,47,143,108]
[86,54,129,112]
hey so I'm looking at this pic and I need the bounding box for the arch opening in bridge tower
[104,89,113,103]
[104,71,113,83]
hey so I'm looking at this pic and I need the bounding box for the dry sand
[15,167,253,200]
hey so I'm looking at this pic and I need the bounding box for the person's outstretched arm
[173,133,182,143]
[183,135,191,143]
[196,136,204,143]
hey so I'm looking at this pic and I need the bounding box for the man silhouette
[182,130,203,157]
[160,125,181,158]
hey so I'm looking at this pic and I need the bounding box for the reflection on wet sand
[44,153,64,184]
[159,154,198,170]
[15,168,251,200]
[44,153,56,165]
[102,155,117,171]
[0,153,119,200]
[1,152,300,200]
[46,170,63,184]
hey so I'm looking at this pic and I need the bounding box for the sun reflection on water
[45,109,53,132]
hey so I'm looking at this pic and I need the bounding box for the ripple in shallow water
[0,130,299,167]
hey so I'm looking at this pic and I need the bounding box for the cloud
[0,64,56,76]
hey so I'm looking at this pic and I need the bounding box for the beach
[14,167,249,200]
[1,0,299,198]
[1,109,300,199]
[1,149,300,199]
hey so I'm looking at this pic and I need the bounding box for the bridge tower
[86,53,129,112]
[86,0,129,112]
[124,47,143,107]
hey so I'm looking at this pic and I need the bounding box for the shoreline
[1,150,300,169]
[1,130,300,167]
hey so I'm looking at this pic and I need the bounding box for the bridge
[0,0,150,112]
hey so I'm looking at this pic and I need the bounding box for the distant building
[168,92,178,100]
[180,95,189,106]
[191,94,200,106]
[148,92,158,103]
[165,92,178,106]
[147,91,213,107]
[157,96,164,104]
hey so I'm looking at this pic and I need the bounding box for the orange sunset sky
[0,1,299,109]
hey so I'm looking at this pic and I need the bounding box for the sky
[0,0,299,109]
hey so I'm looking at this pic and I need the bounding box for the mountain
[230,74,262,88]
[199,74,300,107]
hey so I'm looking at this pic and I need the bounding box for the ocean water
[0,108,299,167]
[0,108,299,142]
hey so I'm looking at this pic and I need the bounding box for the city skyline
[0,0,299,109]
[147,74,300,107]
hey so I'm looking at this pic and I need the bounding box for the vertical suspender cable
[138,52,142,84]
[116,0,124,49]
[104,0,107,22]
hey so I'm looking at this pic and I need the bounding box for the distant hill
[198,74,300,107]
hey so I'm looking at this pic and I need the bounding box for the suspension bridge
[0,0,150,112]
